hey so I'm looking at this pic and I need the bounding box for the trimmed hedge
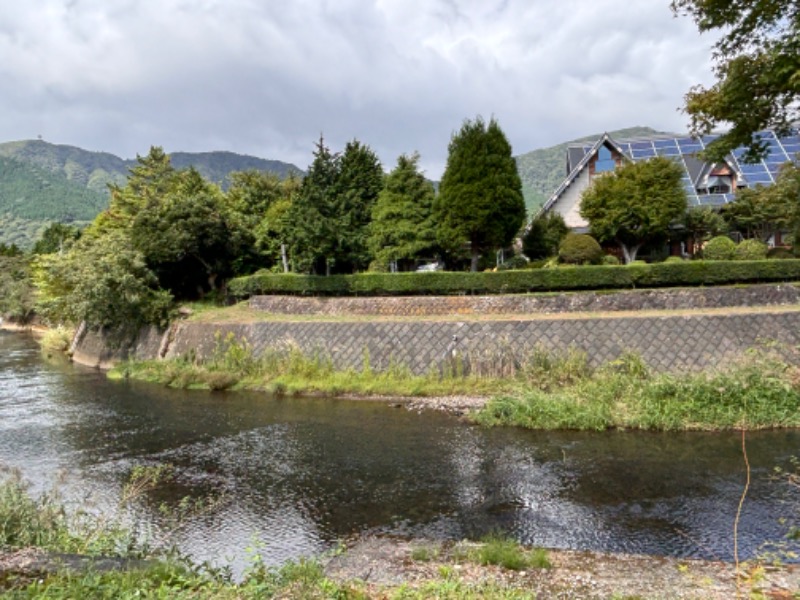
[228,260,800,298]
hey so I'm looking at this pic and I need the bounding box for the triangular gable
[537,133,630,218]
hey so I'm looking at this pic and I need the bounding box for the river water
[1,330,797,572]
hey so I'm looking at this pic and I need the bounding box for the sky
[0,0,721,178]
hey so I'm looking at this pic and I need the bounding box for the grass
[472,534,552,571]
[38,326,74,355]
[475,349,800,431]
[111,331,800,431]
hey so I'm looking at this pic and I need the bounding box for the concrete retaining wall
[163,311,800,374]
[71,284,800,373]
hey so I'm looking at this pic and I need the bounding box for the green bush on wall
[228,259,800,298]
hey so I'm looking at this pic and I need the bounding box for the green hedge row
[228,260,800,298]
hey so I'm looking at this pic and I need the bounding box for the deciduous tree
[579,156,687,263]
[672,0,800,161]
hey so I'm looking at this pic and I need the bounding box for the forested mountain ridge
[515,126,666,214]
[0,140,303,248]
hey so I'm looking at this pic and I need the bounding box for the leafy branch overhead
[671,0,800,161]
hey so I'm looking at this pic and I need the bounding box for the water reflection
[0,330,797,572]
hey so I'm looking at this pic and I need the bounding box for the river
[0,330,797,573]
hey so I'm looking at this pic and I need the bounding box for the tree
[671,1,800,161]
[32,223,81,255]
[435,117,526,272]
[331,140,384,272]
[285,138,340,274]
[286,137,384,274]
[579,156,687,263]
[682,206,726,257]
[32,231,173,330]
[722,183,791,242]
[129,168,249,298]
[522,212,569,260]
[368,153,437,270]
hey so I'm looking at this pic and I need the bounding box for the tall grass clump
[39,326,74,355]
[472,533,551,570]
[476,349,800,431]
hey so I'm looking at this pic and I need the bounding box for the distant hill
[515,126,668,216]
[0,140,303,248]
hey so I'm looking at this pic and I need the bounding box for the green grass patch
[472,534,552,571]
[475,350,800,431]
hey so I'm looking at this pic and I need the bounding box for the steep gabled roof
[539,133,630,216]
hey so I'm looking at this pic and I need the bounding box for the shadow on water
[1,330,798,572]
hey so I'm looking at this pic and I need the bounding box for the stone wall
[71,325,166,369]
[248,283,800,316]
[165,310,800,374]
[71,284,800,373]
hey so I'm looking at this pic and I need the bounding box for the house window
[595,146,615,173]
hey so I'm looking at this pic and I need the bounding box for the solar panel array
[577,129,800,207]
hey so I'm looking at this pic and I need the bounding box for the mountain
[515,126,668,216]
[0,140,303,248]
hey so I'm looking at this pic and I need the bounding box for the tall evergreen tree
[286,137,383,274]
[333,140,384,272]
[368,153,437,270]
[285,137,340,274]
[435,117,526,271]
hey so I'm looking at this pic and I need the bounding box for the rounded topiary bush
[735,239,768,260]
[558,233,603,265]
[601,254,620,265]
[702,235,736,260]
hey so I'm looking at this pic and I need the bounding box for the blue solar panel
[746,173,774,184]
[629,141,653,151]
[739,163,768,174]
[654,139,678,149]
[698,194,729,206]
[657,147,681,157]
[632,148,656,159]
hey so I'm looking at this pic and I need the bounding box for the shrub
[558,233,603,265]
[735,239,768,260]
[496,254,529,271]
[767,246,794,259]
[228,260,800,298]
[601,254,620,265]
[522,212,569,259]
[702,235,736,260]
[664,256,684,263]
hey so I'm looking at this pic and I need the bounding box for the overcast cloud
[0,0,719,177]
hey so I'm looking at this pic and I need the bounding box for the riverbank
[3,535,798,599]
[111,342,800,431]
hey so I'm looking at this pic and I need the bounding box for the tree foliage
[286,138,383,274]
[682,206,727,256]
[435,117,526,272]
[32,231,173,330]
[672,0,800,161]
[522,212,569,260]
[32,223,82,255]
[368,153,437,270]
[0,255,34,323]
[579,156,687,263]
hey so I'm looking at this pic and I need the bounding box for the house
[540,128,800,232]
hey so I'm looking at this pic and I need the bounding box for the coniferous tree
[333,140,384,272]
[368,153,437,270]
[435,117,526,271]
[285,137,340,274]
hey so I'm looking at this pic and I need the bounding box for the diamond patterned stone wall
[165,311,800,374]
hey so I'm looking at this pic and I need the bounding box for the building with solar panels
[540,129,800,232]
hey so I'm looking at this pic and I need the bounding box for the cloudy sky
[0,0,720,177]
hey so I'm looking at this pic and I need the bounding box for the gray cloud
[0,0,718,177]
